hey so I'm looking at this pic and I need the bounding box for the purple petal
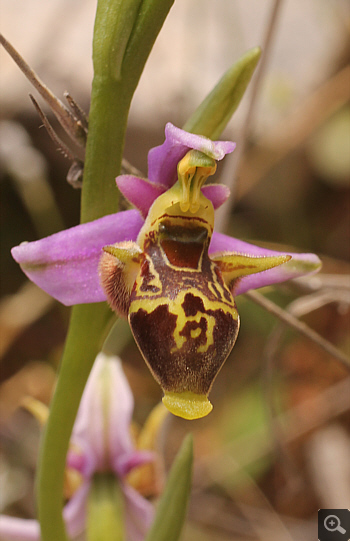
[115,450,154,477]
[148,123,235,188]
[11,210,144,306]
[71,353,135,473]
[0,516,40,540]
[117,174,231,216]
[66,449,87,474]
[210,232,322,296]
[122,483,154,541]
[116,175,164,218]
[105,356,135,462]
[63,482,90,539]
[201,184,230,209]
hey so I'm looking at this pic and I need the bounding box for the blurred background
[1,1,349,540]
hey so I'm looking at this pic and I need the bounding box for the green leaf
[145,434,193,541]
[93,0,143,80]
[183,47,261,139]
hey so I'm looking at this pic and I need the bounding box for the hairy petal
[0,516,40,540]
[11,210,144,306]
[210,232,321,295]
[148,122,235,188]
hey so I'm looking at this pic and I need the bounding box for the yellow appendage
[162,391,213,420]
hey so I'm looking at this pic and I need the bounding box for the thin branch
[292,272,350,294]
[0,33,86,148]
[215,0,284,233]
[245,289,350,369]
[236,64,350,200]
[262,289,350,490]
[64,92,89,132]
[29,94,81,162]
[121,158,144,177]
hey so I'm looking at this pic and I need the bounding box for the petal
[63,482,90,538]
[201,184,230,209]
[115,450,154,477]
[122,483,154,541]
[11,210,144,306]
[71,353,135,472]
[0,516,40,540]
[148,123,235,188]
[117,175,231,216]
[105,356,136,461]
[210,232,322,296]
[116,175,165,218]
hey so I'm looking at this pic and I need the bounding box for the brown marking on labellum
[161,239,203,268]
[130,302,239,395]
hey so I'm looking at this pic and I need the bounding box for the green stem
[87,474,125,541]
[81,78,128,222]
[37,1,174,540]
[38,303,113,541]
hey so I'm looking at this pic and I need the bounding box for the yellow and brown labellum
[129,221,239,419]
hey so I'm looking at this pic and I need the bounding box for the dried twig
[215,0,284,233]
[0,33,86,148]
[29,94,81,162]
[245,289,350,369]
[262,288,350,489]
[237,64,350,200]
[63,92,88,132]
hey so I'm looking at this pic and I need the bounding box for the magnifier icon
[324,515,346,534]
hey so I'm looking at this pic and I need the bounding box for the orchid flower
[11,123,321,420]
[0,353,154,541]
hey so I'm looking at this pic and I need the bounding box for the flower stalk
[37,1,174,540]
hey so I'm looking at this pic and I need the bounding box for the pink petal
[71,354,135,473]
[63,482,90,539]
[0,516,40,540]
[115,450,154,477]
[122,484,154,541]
[116,175,164,218]
[11,210,144,306]
[66,447,91,476]
[201,184,230,209]
[148,122,235,188]
[117,175,230,215]
[210,232,322,296]
[106,356,135,462]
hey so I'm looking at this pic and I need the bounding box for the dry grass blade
[215,0,284,233]
[237,64,350,200]
[29,94,82,162]
[246,289,350,369]
[64,92,89,132]
[0,33,86,148]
